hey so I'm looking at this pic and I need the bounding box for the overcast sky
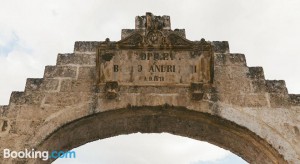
[1,0,300,163]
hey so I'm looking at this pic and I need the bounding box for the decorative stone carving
[167,33,192,46]
[97,13,214,87]
[101,53,114,61]
[135,12,171,30]
[104,81,119,99]
[117,33,144,47]
[190,82,204,100]
[146,31,166,46]
[146,12,164,30]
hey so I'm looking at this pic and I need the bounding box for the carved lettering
[138,65,143,72]
[97,12,214,86]
[140,52,174,60]
[191,65,197,73]
[149,65,175,72]
[113,65,119,72]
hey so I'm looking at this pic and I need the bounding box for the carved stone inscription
[98,50,212,85]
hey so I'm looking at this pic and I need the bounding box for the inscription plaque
[96,12,214,86]
[98,50,212,85]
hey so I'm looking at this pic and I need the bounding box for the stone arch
[33,106,286,164]
[1,12,300,164]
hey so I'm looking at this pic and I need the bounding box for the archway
[53,133,248,163]
[34,106,286,164]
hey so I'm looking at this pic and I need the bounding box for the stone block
[16,105,45,120]
[265,80,288,94]
[56,53,96,66]
[25,78,59,92]
[121,29,135,39]
[43,92,92,107]
[14,120,41,135]
[227,53,246,66]
[214,53,246,66]
[251,80,266,93]
[214,66,232,81]
[269,93,290,108]
[44,66,77,78]
[78,66,96,80]
[218,93,245,107]
[247,67,265,80]
[74,41,101,53]
[214,54,227,66]
[60,79,95,92]
[215,66,249,83]
[203,87,219,102]
[0,106,8,117]
[173,29,186,38]
[289,94,300,106]
[4,105,20,118]
[244,94,268,107]
[212,41,230,53]
[229,66,249,79]
[9,92,45,106]
[217,78,252,94]
[219,93,268,107]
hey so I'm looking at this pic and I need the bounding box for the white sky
[1,0,299,163]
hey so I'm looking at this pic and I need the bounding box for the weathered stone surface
[25,78,59,92]
[121,29,136,39]
[35,107,287,164]
[9,91,44,106]
[214,53,246,66]
[43,92,92,107]
[247,67,265,79]
[215,79,252,94]
[74,41,101,53]
[289,94,300,106]
[16,105,46,121]
[266,80,288,94]
[56,53,96,66]
[78,66,96,80]
[13,120,41,135]
[44,66,77,79]
[0,118,9,133]
[243,94,268,107]
[0,106,8,116]
[212,41,230,53]
[269,93,290,108]
[251,80,266,93]
[60,79,95,92]
[0,12,299,164]
[228,53,247,66]
[135,12,171,30]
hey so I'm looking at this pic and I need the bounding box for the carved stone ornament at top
[146,31,166,46]
[117,33,144,47]
[167,33,191,46]
[146,12,165,31]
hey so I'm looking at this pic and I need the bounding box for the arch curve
[34,106,286,164]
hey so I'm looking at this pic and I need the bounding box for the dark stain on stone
[102,53,114,61]
[294,126,299,135]
[105,81,119,99]
[190,83,204,101]
[2,120,8,132]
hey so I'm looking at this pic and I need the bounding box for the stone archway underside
[38,106,286,164]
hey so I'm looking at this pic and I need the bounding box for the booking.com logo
[3,148,76,161]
